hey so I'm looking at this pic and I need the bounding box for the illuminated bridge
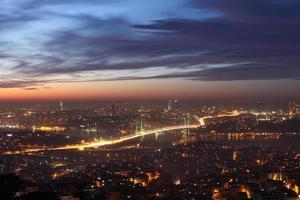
[3,112,240,154]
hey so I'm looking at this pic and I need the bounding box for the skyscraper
[167,100,172,111]
[59,100,64,111]
[288,102,296,116]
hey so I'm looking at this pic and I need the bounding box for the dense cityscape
[0,101,299,200]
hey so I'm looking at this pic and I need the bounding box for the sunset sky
[0,0,299,102]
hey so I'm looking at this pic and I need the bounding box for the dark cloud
[137,64,300,81]
[0,80,44,89]
[22,87,39,90]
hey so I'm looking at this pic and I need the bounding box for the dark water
[133,131,300,151]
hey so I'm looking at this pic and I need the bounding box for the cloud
[139,63,300,81]
[0,79,44,89]
[0,0,300,88]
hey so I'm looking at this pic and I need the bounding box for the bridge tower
[183,114,190,137]
[135,119,145,141]
[140,119,145,141]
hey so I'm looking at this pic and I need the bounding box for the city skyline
[0,0,300,101]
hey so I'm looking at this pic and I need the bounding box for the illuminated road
[3,112,240,154]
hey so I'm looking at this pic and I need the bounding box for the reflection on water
[137,131,300,151]
[202,132,300,150]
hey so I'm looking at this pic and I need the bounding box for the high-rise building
[288,102,297,116]
[296,105,300,115]
[59,100,64,111]
[167,100,172,111]
[166,99,178,111]
[173,99,178,110]
[110,104,116,116]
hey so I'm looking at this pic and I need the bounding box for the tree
[0,173,21,200]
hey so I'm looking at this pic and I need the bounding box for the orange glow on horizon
[0,79,299,101]
[0,80,231,100]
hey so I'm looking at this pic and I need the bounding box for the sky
[0,0,299,102]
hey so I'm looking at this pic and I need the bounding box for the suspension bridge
[3,112,240,154]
